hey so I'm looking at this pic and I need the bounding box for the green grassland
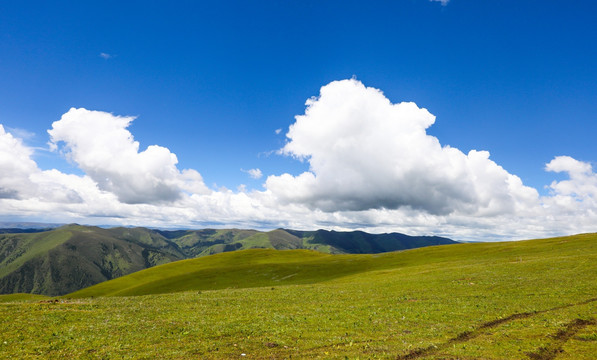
[0,225,455,296]
[1,234,596,359]
[0,293,49,302]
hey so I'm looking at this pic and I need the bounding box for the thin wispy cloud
[6,127,35,140]
[430,0,449,5]
[99,52,114,59]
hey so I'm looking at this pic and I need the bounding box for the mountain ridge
[0,225,456,295]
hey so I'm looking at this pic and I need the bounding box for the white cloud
[275,128,282,135]
[266,79,539,217]
[0,125,38,199]
[48,108,210,204]
[545,156,597,202]
[0,125,104,205]
[99,52,113,59]
[430,0,449,5]
[1,81,597,241]
[243,168,263,179]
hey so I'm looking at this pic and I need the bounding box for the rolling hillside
[0,225,456,295]
[66,232,597,299]
[1,233,595,359]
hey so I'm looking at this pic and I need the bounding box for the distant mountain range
[0,221,65,228]
[0,224,456,296]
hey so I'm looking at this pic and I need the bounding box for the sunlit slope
[0,228,72,279]
[67,233,597,299]
[67,249,370,297]
[0,293,50,303]
[162,228,260,257]
[0,225,186,295]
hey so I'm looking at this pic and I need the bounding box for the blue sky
[1,1,596,240]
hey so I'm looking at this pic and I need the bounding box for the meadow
[1,234,596,359]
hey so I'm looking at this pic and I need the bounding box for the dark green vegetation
[0,225,185,296]
[156,227,454,257]
[0,225,455,295]
[1,233,595,359]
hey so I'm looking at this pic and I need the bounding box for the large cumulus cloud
[48,108,209,204]
[266,79,539,216]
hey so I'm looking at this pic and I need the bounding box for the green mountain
[161,228,456,256]
[0,225,185,295]
[0,225,456,295]
[156,228,261,257]
[288,229,454,253]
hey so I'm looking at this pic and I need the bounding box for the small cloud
[275,128,282,135]
[430,0,449,5]
[257,150,276,158]
[242,168,263,179]
[99,52,114,60]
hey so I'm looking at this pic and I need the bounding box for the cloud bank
[1,80,596,241]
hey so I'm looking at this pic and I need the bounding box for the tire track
[526,318,596,360]
[396,297,597,360]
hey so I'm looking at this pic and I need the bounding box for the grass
[0,293,49,303]
[66,249,380,298]
[238,233,276,250]
[0,234,596,359]
[0,230,72,278]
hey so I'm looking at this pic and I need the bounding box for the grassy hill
[0,225,186,295]
[0,233,595,359]
[66,232,597,299]
[67,249,371,298]
[159,228,455,256]
[0,225,455,295]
